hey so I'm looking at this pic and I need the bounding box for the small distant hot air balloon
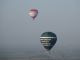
[40,32,57,51]
[28,9,38,20]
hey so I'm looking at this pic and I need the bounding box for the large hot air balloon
[28,9,38,20]
[40,32,57,51]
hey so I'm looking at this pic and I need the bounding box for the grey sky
[0,0,80,58]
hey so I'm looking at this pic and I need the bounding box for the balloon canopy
[40,32,57,51]
[28,9,38,20]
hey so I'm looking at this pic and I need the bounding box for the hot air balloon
[40,32,57,51]
[28,9,38,20]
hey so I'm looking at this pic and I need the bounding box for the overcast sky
[0,0,80,58]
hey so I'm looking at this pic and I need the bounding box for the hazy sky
[0,0,80,58]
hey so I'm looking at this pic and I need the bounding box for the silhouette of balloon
[28,9,38,20]
[40,32,57,51]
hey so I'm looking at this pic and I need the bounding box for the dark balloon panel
[40,32,57,51]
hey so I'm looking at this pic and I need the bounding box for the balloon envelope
[40,32,57,51]
[28,9,38,20]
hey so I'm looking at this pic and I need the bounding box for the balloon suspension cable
[40,46,46,55]
[40,47,56,59]
[33,18,35,20]
[46,50,57,59]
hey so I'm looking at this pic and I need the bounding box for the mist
[0,0,80,60]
